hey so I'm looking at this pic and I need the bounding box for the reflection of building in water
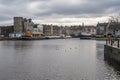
[1,41,34,51]
[14,41,34,50]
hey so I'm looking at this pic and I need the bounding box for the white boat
[79,32,92,39]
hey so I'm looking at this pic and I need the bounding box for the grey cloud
[32,0,120,19]
[0,0,120,25]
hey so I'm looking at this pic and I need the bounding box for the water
[0,39,120,80]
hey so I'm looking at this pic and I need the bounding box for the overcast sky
[0,0,120,26]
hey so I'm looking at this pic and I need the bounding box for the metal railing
[106,38,119,48]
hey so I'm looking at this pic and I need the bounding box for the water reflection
[96,41,120,80]
[0,39,119,80]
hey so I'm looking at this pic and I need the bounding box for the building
[69,25,82,35]
[43,24,52,36]
[43,24,61,36]
[60,26,69,36]
[82,25,96,35]
[9,32,23,38]
[52,25,61,36]
[107,22,120,37]
[14,17,24,33]
[96,23,108,35]
[14,17,34,33]
[0,26,14,37]
[32,24,43,38]
[23,18,34,32]
[68,25,82,37]
[42,24,96,37]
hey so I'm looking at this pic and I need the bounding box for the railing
[106,38,119,48]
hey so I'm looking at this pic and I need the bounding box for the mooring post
[111,39,112,46]
[106,39,107,45]
[118,39,119,48]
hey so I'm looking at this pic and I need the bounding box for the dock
[104,39,120,64]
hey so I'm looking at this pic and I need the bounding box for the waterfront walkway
[106,38,120,48]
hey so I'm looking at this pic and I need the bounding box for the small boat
[79,32,92,39]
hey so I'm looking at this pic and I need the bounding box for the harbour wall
[104,45,120,64]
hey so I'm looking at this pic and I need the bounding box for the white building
[82,26,96,35]
[9,32,23,38]
[32,24,43,38]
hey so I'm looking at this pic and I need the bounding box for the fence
[106,38,119,48]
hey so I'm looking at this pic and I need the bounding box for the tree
[108,14,120,36]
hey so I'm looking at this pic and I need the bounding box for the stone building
[69,25,82,36]
[96,23,108,35]
[52,25,61,36]
[43,24,52,36]
[23,18,34,32]
[14,17,24,32]
[14,17,34,33]
[43,24,61,36]
[42,24,96,37]
[0,26,14,37]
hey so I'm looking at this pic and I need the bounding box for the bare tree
[107,14,120,36]
[109,15,120,23]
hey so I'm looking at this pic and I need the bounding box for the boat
[20,35,33,40]
[79,32,92,39]
[19,31,33,40]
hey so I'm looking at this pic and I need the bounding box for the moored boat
[21,36,32,40]
[79,32,92,39]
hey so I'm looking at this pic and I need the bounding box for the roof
[83,26,96,28]
[97,23,108,27]
[109,22,120,30]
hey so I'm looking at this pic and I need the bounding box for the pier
[104,38,120,64]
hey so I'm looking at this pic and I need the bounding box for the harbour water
[0,39,120,80]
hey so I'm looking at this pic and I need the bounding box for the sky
[0,0,120,26]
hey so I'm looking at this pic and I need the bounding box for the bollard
[106,39,107,45]
[118,39,119,48]
[111,39,112,46]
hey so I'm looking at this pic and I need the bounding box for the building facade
[0,26,14,37]
[82,26,96,35]
[32,24,43,38]
[43,24,61,36]
[14,17,34,33]
[43,24,52,36]
[96,23,108,35]
[107,22,120,37]
[14,17,24,33]
[69,25,82,36]
[23,18,34,32]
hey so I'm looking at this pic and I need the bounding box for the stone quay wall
[104,45,120,64]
